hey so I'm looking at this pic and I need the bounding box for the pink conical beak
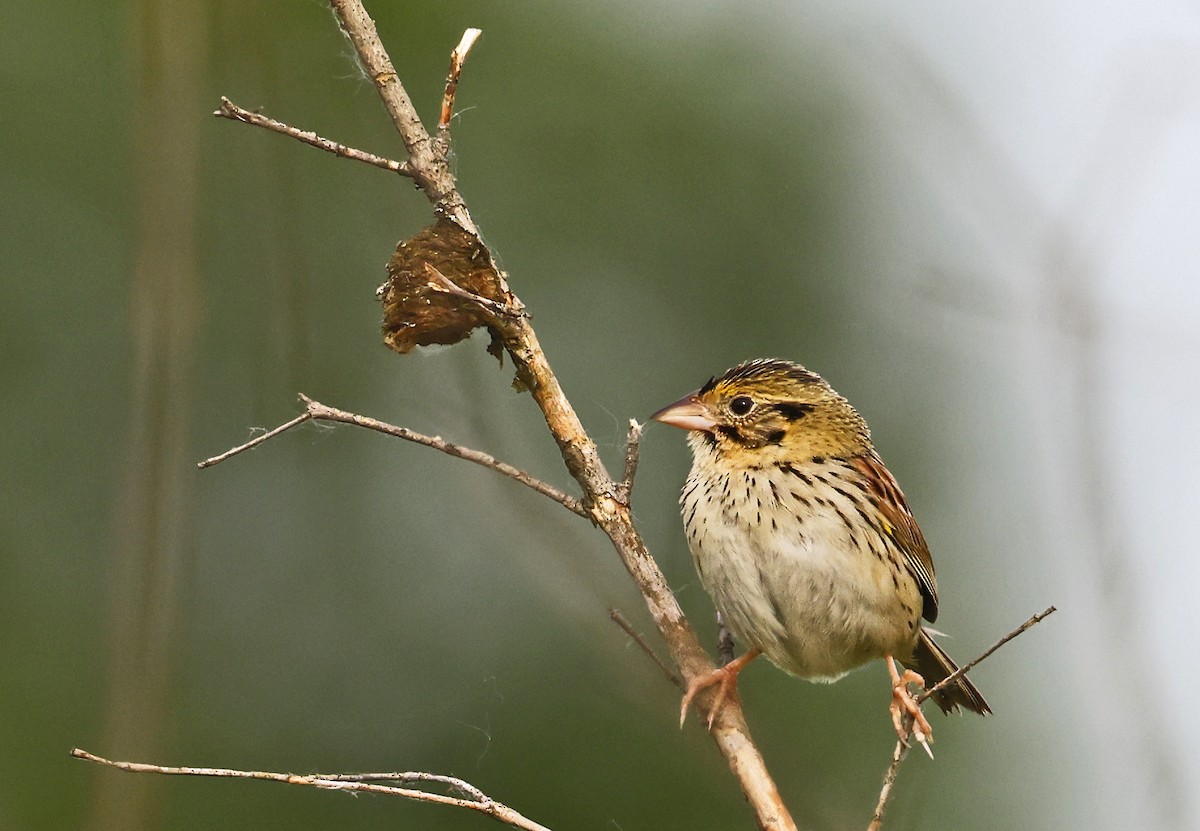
[651,393,719,433]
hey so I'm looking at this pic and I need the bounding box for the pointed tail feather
[908,628,992,716]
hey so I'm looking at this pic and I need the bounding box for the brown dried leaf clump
[379,218,509,354]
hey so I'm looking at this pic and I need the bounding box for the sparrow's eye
[729,395,754,416]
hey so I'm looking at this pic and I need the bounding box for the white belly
[681,462,921,680]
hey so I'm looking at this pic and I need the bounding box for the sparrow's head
[652,358,871,464]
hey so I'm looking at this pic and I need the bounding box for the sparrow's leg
[887,656,935,758]
[680,648,761,730]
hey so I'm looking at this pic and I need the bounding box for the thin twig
[424,263,525,319]
[867,741,909,831]
[199,395,586,518]
[300,396,585,515]
[71,749,552,831]
[869,605,1057,830]
[440,28,482,130]
[918,606,1057,706]
[214,97,411,176]
[312,771,486,801]
[609,608,684,689]
[614,419,642,504]
[198,412,313,468]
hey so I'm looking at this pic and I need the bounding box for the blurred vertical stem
[87,2,206,829]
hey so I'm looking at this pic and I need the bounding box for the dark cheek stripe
[774,402,814,421]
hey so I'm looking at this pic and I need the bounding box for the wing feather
[850,452,939,622]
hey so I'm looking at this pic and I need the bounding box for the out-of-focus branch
[609,608,683,689]
[71,750,552,831]
[90,4,205,827]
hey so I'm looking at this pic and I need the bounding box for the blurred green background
[5,1,1199,829]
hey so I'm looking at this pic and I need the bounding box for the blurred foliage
[4,1,1194,830]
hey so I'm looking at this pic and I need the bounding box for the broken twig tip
[439,28,484,129]
[456,28,483,57]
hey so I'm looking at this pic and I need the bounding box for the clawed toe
[680,668,735,730]
[679,648,761,730]
[887,658,935,758]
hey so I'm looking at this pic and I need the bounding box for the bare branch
[311,771,485,801]
[197,412,313,469]
[870,605,1057,829]
[867,741,909,831]
[71,749,552,831]
[609,608,683,689]
[199,395,586,518]
[300,396,585,516]
[328,0,473,230]
[214,97,411,176]
[918,605,1057,706]
[324,4,796,827]
[440,28,482,130]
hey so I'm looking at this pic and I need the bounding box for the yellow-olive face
[653,359,869,459]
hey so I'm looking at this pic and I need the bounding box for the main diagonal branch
[322,3,798,829]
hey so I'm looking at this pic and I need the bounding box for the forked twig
[70,749,552,831]
[214,97,410,176]
[328,2,475,230]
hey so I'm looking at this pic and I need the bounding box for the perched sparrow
[653,358,989,748]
